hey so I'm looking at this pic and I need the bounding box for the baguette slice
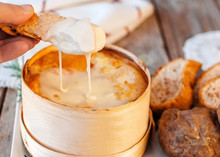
[199,77,220,110]
[150,58,201,114]
[194,63,220,103]
[0,13,64,40]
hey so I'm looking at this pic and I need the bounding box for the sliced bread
[0,13,64,40]
[194,63,220,103]
[199,77,220,110]
[150,58,201,114]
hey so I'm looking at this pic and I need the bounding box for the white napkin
[183,31,220,70]
[0,0,154,88]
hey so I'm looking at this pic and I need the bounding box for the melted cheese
[28,52,147,109]
[43,18,106,55]
[39,67,124,108]
[42,17,106,97]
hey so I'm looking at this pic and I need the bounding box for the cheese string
[59,50,68,92]
[85,53,92,97]
[59,51,92,96]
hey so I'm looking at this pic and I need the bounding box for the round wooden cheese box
[21,44,152,156]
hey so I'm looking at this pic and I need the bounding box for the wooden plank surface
[116,14,169,74]
[0,88,6,116]
[153,0,220,59]
[0,89,17,157]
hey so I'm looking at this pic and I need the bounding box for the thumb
[0,3,34,25]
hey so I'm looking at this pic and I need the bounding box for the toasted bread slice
[199,77,220,110]
[0,13,64,40]
[194,63,220,103]
[150,58,201,114]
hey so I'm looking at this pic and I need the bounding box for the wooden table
[0,0,220,156]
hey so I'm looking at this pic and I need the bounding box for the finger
[0,36,38,63]
[0,3,34,25]
[0,36,34,46]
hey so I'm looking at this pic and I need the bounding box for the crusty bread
[0,13,64,40]
[194,63,220,103]
[159,107,220,157]
[150,58,201,114]
[199,77,220,110]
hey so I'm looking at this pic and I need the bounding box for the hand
[0,3,39,63]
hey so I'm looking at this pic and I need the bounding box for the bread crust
[159,107,220,157]
[199,77,220,110]
[0,13,64,40]
[194,62,220,103]
[0,23,18,36]
[0,13,40,39]
[150,58,201,114]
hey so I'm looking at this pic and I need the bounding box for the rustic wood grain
[0,88,6,116]
[213,0,220,11]
[202,0,220,30]
[153,0,220,59]
[0,89,17,157]
[115,14,169,74]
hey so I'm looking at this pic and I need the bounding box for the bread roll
[194,63,220,103]
[150,58,201,114]
[199,77,220,110]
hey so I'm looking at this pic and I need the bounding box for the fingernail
[21,4,33,12]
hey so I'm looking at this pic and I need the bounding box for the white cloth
[0,0,154,88]
[183,31,220,70]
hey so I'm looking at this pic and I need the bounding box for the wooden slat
[153,0,220,59]
[214,0,220,9]
[0,88,6,115]
[115,14,169,74]
[0,89,17,157]
[0,88,5,103]
[203,0,220,29]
